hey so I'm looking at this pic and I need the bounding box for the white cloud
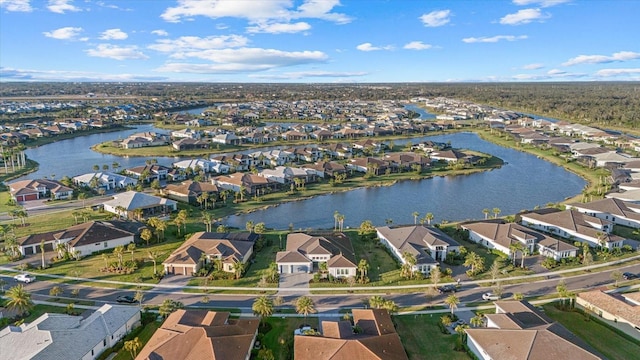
[419,10,451,27]
[86,44,149,60]
[563,51,640,66]
[250,70,368,80]
[462,35,527,43]
[0,0,32,12]
[403,41,433,50]
[500,8,549,25]
[512,70,586,80]
[0,66,168,81]
[148,35,249,53]
[356,42,393,51]
[594,68,640,77]
[99,28,128,40]
[523,63,544,69]
[161,0,351,25]
[43,26,83,40]
[47,0,81,14]
[247,21,311,34]
[151,29,169,36]
[512,0,571,7]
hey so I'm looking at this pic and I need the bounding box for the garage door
[24,246,34,255]
[295,265,308,273]
[279,265,290,274]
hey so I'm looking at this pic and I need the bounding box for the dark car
[116,295,137,304]
[437,285,457,294]
[622,272,637,280]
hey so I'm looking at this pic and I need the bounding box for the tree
[246,220,255,233]
[336,213,345,232]
[509,242,524,267]
[124,337,141,359]
[369,295,385,309]
[470,314,484,328]
[147,251,162,275]
[357,259,369,284]
[611,270,623,287]
[424,212,434,225]
[134,290,144,307]
[583,250,594,268]
[482,208,490,220]
[445,294,460,315]
[490,259,501,283]
[556,279,569,307]
[333,210,339,231]
[412,211,420,224]
[257,348,275,360]
[127,243,136,263]
[102,253,110,269]
[158,299,184,318]
[492,207,501,219]
[401,251,417,279]
[464,251,484,276]
[49,286,63,298]
[113,245,125,268]
[358,220,376,237]
[254,222,266,234]
[295,296,316,323]
[232,260,246,279]
[430,265,441,288]
[141,228,153,246]
[252,295,274,324]
[77,193,88,208]
[201,211,213,232]
[6,284,34,316]
[40,240,46,269]
[441,315,453,327]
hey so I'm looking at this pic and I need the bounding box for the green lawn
[112,321,161,360]
[543,304,640,360]
[260,317,319,360]
[395,314,470,360]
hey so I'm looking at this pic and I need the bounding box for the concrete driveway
[278,273,311,296]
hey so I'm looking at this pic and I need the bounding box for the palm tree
[147,251,162,275]
[246,220,255,233]
[412,211,420,224]
[445,294,460,315]
[40,240,46,269]
[492,207,501,219]
[201,211,213,232]
[124,337,141,359]
[357,259,369,284]
[611,270,623,287]
[113,245,125,268]
[102,253,110,269]
[77,193,88,208]
[6,284,34,316]
[401,251,417,279]
[252,296,274,325]
[295,296,316,323]
[140,228,153,246]
[337,213,345,232]
[127,243,136,263]
[509,242,524,267]
[133,208,144,221]
[482,208,490,220]
[470,314,484,328]
[424,212,434,225]
[333,210,339,231]
[430,265,441,288]
[232,261,247,279]
[463,251,484,276]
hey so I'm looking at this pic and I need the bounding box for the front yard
[394,314,470,360]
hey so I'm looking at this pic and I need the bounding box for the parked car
[14,274,36,283]
[622,272,637,280]
[437,285,457,294]
[482,292,501,301]
[116,295,137,304]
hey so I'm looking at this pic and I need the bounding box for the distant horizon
[1,0,639,82]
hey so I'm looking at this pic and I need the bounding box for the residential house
[211,132,241,145]
[124,164,171,182]
[162,232,257,276]
[172,138,210,151]
[430,149,469,163]
[9,179,73,202]
[376,225,461,275]
[520,209,625,250]
[102,191,177,219]
[576,290,640,332]
[0,304,140,360]
[17,220,144,257]
[173,158,217,173]
[275,232,357,277]
[212,172,277,196]
[384,152,431,172]
[308,161,347,178]
[466,301,603,360]
[569,197,640,229]
[258,166,317,185]
[171,127,201,140]
[162,180,219,205]
[72,172,137,191]
[119,132,168,149]
[136,310,259,360]
[294,309,408,360]
[462,220,578,261]
[347,157,390,175]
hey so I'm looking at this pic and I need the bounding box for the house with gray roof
[376,225,460,275]
[569,197,640,230]
[276,232,357,278]
[72,172,137,191]
[102,191,177,219]
[0,304,140,360]
[520,209,625,250]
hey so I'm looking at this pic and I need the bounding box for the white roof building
[0,304,140,360]
[102,191,177,219]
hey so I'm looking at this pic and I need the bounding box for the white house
[569,197,640,229]
[102,191,177,219]
[275,233,357,278]
[73,172,137,191]
[0,304,140,360]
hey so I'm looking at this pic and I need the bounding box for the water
[225,132,585,230]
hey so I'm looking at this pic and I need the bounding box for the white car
[14,274,36,283]
[482,292,500,301]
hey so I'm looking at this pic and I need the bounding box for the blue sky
[1,0,639,82]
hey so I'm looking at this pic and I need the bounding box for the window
[103,339,107,346]
[104,242,108,248]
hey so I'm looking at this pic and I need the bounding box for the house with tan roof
[294,308,408,360]
[162,232,257,276]
[376,225,460,275]
[520,209,625,250]
[136,309,259,360]
[462,220,578,261]
[569,197,640,229]
[162,180,219,205]
[17,220,144,257]
[9,178,73,202]
[275,232,357,277]
[212,172,278,196]
[576,290,640,333]
[466,301,603,360]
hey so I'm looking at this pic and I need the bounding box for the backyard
[394,314,470,360]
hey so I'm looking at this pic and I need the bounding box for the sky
[1,0,639,83]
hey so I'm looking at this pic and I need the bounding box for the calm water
[226,132,585,230]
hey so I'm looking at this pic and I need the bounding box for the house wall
[537,245,577,260]
[72,236,134,257]
[467,230,512,257]
[575,297,639,330]
[521,216,611,249]
[329,267,356,278]
[466,336,491,360]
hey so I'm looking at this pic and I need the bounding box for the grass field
[395,314,470,360]
[260,317,319,360]
[542,304,640,360]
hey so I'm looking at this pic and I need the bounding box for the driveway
[278,273,311,296]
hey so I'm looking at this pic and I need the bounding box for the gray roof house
[376,225,460,275]
[102,191,177,219]
[0,304,140,360]
[276,232,357,278]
